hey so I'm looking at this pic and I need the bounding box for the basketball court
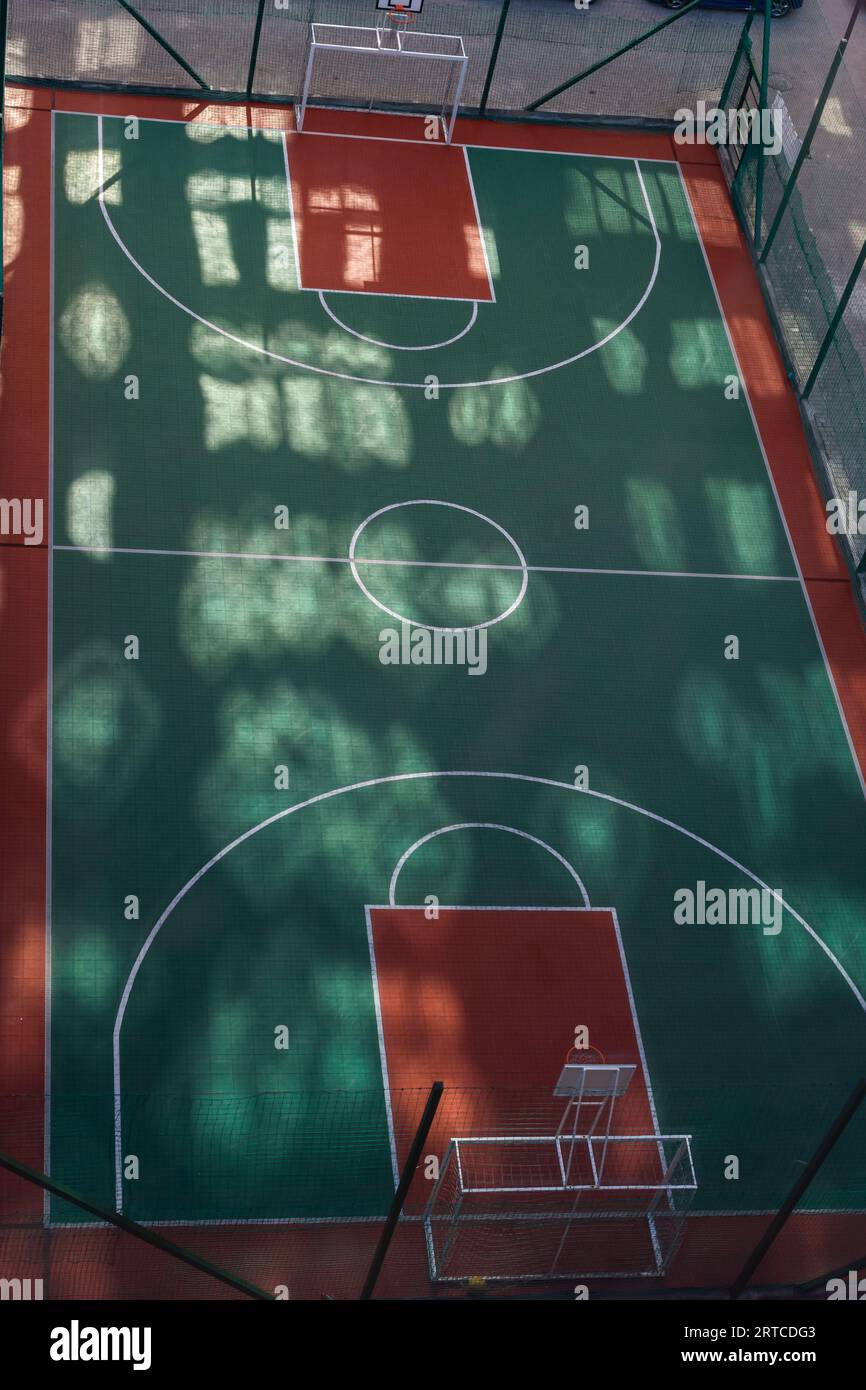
[2,0,866,1297]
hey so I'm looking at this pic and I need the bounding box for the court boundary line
[92,114,662,391]
[52,544,798,584]
[676,164,866,806]
[43,108,57,1224]
[363,905,400,1190]
[462,145,496,303]
[57,105,678,165]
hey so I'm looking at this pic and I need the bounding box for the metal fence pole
[359,1081,444,1300]
[113,0,210,90]
[479,0,512,117]
[761,2,862,264]
[0,1148,275,1300]
[730,1079,866,1299]
[802,235,866,398]
[526,0,705,112]
[751,0,773,255]
[247,0,268,98]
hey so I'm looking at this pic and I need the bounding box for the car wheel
[771,1,792,15]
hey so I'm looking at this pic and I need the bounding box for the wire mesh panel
[296,22,468,141]
[425,1133,697,1283]
[727,4,866,579]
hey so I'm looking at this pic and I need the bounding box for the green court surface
[48,112,866,1225]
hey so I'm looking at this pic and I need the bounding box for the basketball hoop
[380,4,416,30]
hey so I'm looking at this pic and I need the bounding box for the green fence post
[751,0,773,255]
[247,0,268,98]
[761,2,861,263]
[479,0,512,116]
[802,235,866,399]
[526,0,705,112]
[113,0,210,90]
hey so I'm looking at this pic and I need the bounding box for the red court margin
[0,93,51,1219]
[678,151,866,778]
[4,92,865,1295]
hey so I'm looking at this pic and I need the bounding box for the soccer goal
[424,1059,697,1284]
[295,19,469,144]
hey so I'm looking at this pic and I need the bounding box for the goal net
[296,24,469,144]
[424,1132,697,1284]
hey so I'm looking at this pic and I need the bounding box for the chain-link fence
[1,1078,864,1298]
[726,4,866,588]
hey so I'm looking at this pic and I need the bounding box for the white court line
[387,823,591,908]
[363,906,400,1190]
[609,907,663,1152]
[60,106,678,164]
[43,110,57,1224]
[462,145,496,304]
[94,116,662,391]
[676,164,866,806]
[318,291,479,350]
[280,131,303,292]
[53,542,799,584]
[112,768,866,1211]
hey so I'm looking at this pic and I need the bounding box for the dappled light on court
[447,372,539,446]
[190,211,240,287]
[64,147,121,206]
[283,378,411,468]
[704,478,785,575]
[52,641,161,815]
[591,320,647,394]
[199,374,282,451]
[668,318,732,389]
[625,478,689,571]
[59,926,115,1008]
[66,469,115,555]
[58,282,130,379]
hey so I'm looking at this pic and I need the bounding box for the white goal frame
[424,1132,697,1283]
[295,23,469,144]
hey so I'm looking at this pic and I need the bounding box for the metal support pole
[113,0,210,90]
[527,0,705,112]
[761,2,862,263]
[479,0,511,116]
[730,1078,866,1299]
[359,1081,444,1299]
[0,1149,274,1300]
[247,0,267,98]
[802,235,866,398]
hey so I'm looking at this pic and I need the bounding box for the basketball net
[379,4,416,34]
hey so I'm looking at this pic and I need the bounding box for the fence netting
[1,1080,863,1298]
[730,5,866,579]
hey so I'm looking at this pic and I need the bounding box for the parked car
[652,0,803,15]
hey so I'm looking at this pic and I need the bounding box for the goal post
[295,23,469,144]
[424,1132,697,1283]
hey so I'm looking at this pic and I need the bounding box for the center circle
[348,499,529,633]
